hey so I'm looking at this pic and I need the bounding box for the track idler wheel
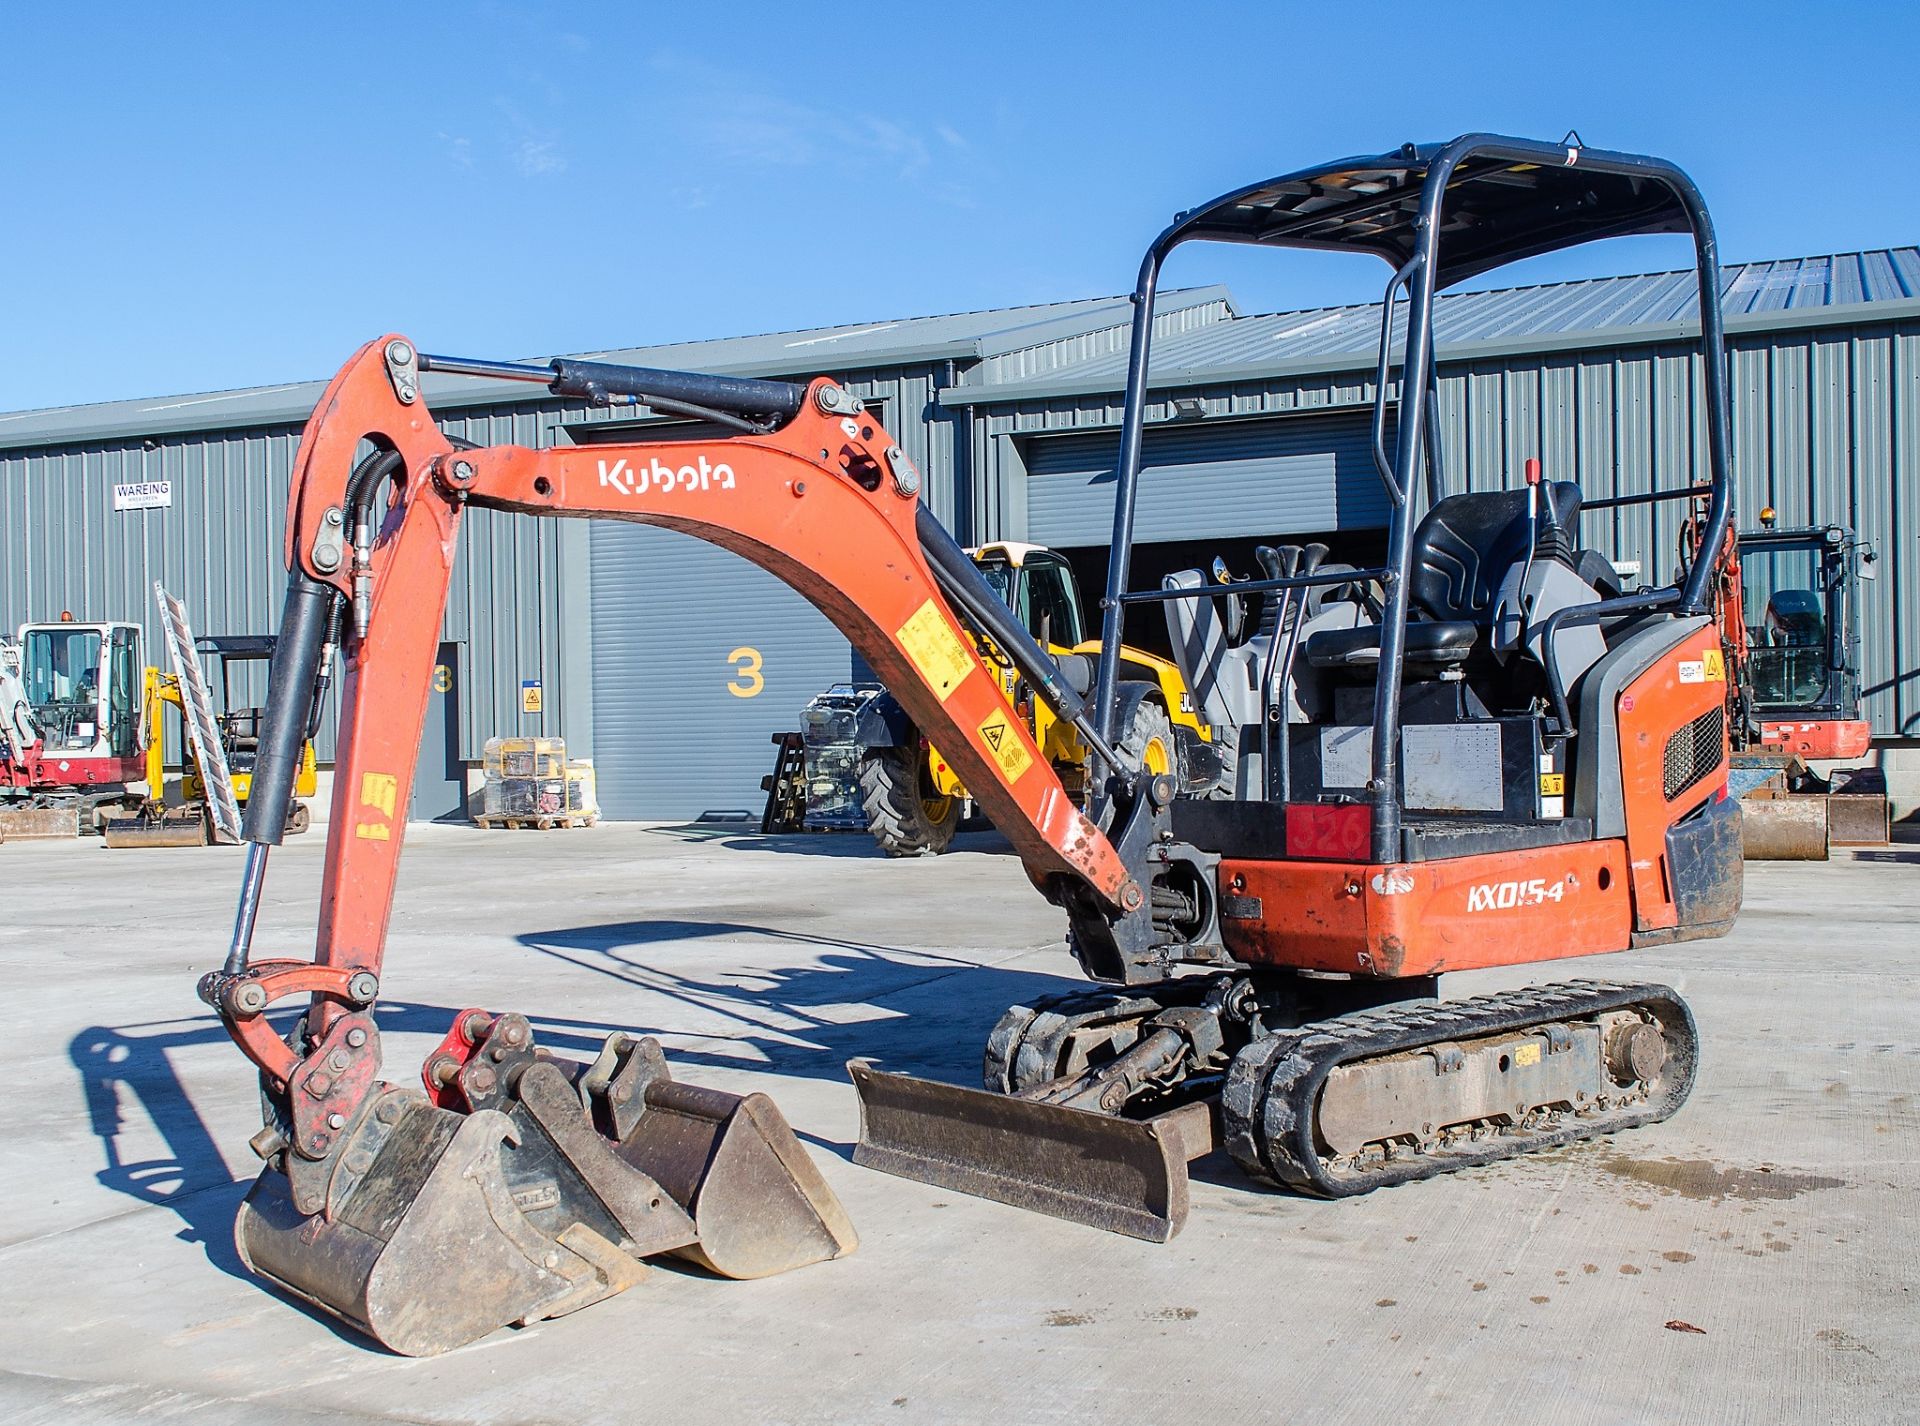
[237,1023,855,1355]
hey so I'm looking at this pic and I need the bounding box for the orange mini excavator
[205,135,1741,1353]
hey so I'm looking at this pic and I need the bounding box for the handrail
[1114,565,1392,606]
[1539,586,1684,739]
[1368,258,1420,510]
[1580,484,1713,512]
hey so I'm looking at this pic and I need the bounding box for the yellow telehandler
[855,541,1210,855]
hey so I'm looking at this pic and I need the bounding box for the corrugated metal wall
[1021,412,1386,545]
[966,318,1920,736]
[0,362,965,768]
[587,524,851,819]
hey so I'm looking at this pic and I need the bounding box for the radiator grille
[1663,706,1726,801]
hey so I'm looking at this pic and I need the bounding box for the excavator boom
[202,335,1152,1353]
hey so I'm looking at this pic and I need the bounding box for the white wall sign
[112,480,172,511]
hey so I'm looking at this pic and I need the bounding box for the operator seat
[1304,481,1585,671]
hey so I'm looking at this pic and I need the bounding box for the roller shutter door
[1022,412,1389,545]
[588,524,849,820]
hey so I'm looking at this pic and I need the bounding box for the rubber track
[1221,979,1698,1198]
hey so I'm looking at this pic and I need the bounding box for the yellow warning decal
[1539,773,1566,796]
[360,772,398,818]
[895,600,976,704]
[1702,648,1726,682]
[356,771,398,841]
[1514,1042,1543,1067]
[977,708,1034,783]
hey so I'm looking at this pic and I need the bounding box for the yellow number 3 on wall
[726,646,764,698]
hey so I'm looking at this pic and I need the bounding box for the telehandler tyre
[859,746,959,856]
[1115,696,1177,785]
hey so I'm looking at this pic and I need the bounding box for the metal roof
[943,248,1920,406]
[0,287,1233,452]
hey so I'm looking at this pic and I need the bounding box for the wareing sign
[112,480,172,511]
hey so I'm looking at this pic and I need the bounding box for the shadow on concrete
[715,828,1017,860]
[514,918,1082,1096]
[1848,847,1920,866]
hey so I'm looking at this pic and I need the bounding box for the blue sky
[3,1,1915,412]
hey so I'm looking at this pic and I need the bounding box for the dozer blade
[238,1035,855,1356]
[847,1059,1209,1243]
[1828,791,1891,847]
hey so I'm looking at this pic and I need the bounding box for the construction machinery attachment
[849,1061,1206,1242]
[234,1013,853,1356]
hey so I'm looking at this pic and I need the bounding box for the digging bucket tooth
[236,1037,855,1357]
[847,1060,1209,1243]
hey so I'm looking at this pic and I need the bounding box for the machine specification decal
[1466,877,1568,912]
[596,456,736,496]
[895,600,975,703]
[1677,649,1727,685]
[976,709,1033,783]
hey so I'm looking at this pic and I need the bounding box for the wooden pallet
[474,813,599,831]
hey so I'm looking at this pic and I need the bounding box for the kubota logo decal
[1466,877,1567,912]
[597,456,736,496]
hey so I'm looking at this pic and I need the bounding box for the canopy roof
[1167,138,1698,287]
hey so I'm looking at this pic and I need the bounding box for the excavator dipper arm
[195,336,1150,1353]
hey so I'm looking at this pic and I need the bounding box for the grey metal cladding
[1021,412,1386,546]
[949,249,1920,404]
[0,289,1231,453]
[586,523,850,821]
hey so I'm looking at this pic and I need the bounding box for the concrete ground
[0,821,1913,1425]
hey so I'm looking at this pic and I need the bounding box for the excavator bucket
[1738,793,1830,860]
[238,1027,854,1356]
[102,806,210,849]
[847,1060,1210,1242]
[0,804,81,840]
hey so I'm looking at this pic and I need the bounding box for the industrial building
[3,249,1915,819]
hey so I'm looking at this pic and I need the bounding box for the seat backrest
[1162,569,1264,729]
[1409,481,1582,623]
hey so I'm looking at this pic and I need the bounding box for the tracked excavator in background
[210,133,1742,1355]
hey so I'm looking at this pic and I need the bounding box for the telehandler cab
[209,133,1741,1354]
